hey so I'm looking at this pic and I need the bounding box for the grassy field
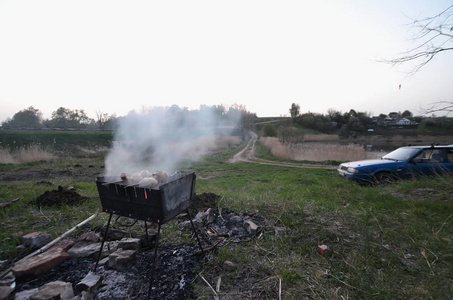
[190,144,453,299]
[0,130,113,152]
[0,131,452,299]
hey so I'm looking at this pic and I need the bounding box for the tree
[419,101,453,116]
[48,107,93,128]
[401,110,413,119]
[356,111,372,125]
[2,106,43,128]
[385,5,453,74]
[384,5,453,115]
[96,111,117,130]
[262,124,277,137]
[348,109,358,117]
[289,103,300,118]
[346,116,364,132]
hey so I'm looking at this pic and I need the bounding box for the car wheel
[374,172,397,185]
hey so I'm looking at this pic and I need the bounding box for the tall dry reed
[0,145,56,164]
[260,137,384,162]
[0,148,16,164]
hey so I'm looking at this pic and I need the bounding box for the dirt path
[230,131,337,170]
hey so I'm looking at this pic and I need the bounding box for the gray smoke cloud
[103,105,242,179]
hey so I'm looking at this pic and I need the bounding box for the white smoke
[103,105,242,178]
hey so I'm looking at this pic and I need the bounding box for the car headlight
[347,167,359,173]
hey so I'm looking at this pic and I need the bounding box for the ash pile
[5,193,269,300]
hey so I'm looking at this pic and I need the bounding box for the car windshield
[382,147,420,161]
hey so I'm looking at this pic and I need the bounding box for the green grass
[186,147,453,299]
[0,180,103,259]
[1,143,452,299]
[0,130,113,152]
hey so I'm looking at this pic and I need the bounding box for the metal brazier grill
[96,172,196,224]
[94,172,203,300]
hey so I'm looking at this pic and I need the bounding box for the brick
[12,249,70,279]
[29,281,74,300]
[75,271,103,294]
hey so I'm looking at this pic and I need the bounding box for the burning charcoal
[152,170,169,184]
[138,177,158,188]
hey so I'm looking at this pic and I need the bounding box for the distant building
[396,118,411,126]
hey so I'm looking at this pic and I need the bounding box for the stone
[30,281,74,300]
[0,271,15,286]
[78,232,100,243]
[193,208,216,226]
[117,238,141,250]
[14,288,39,300]
[22,232,53,250]
[12,248,70,279]
[52,239,75,252]
[178,220,192,231]
[75,271,103,294]
[243,219,259,235]
[80,290,94,300]
[67,242,104,259]
[229,215,243,223]
[0,285,14,300]
[108,249,136,271]
[274,227,286,236]
[193,211,205,226]
[97,257,109,267]
[205,208,216,224]
[223,260,237,271]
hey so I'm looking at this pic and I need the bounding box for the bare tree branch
[420,101,453,116]
[380,5,453,75]
[380,5,453,116]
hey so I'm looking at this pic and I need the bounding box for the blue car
[338,145,453,184]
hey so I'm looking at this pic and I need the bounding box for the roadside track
[230,131,337,170]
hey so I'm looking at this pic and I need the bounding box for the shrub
[262,124,278,137]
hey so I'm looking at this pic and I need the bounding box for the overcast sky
[1,0,452,123]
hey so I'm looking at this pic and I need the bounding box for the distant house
[396,118,411,126]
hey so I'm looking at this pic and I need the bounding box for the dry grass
[303,134,340,142]
[0,148,16,164]
[0,145,56,164]
[345,134,453,148]
[260,137,383,161]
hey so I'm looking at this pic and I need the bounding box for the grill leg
[186,209,204,255]
[147,222,161,300]
[144,221,149,245]
[94,212,113,272]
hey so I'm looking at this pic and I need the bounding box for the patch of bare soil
[191,192,219,212]
[31,186,88,208]
[0,164,103,182]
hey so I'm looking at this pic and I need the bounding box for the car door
[408,149,451,177]
[443,147,453,174]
